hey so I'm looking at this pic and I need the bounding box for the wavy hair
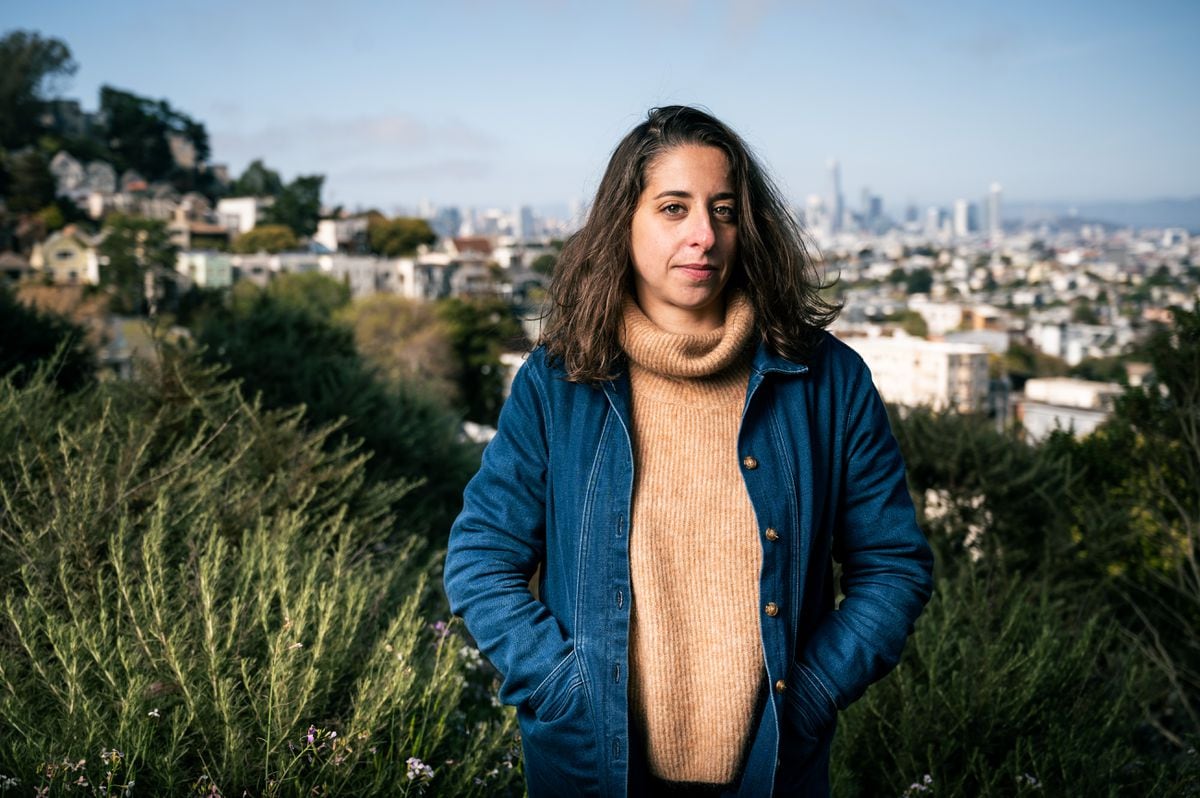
[539,105,839,383]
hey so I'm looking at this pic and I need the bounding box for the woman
[444,106,933,797]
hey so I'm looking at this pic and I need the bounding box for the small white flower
[147,708,161,718]
[405,756,435,783]
[901,774,934,797]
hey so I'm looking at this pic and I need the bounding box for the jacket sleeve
[443,356,574,708]
[786,357,934,736]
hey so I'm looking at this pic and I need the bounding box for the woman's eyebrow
[652,190,736,201]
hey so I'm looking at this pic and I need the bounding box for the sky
[6,0,1199,216]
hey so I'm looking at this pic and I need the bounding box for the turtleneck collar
[620,291,757,380]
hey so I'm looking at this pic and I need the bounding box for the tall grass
[0,353,519,796]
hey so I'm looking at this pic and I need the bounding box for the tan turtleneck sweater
[621,292,765,786]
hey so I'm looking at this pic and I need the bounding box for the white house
[842,332,990,413]
[1020,377,1122,440]
[176,251,233,289]
[216,196,274,235]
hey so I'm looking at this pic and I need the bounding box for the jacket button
[764,602,779,617]
[775,679,787,693]
[742,455,758,470]
[765,527,779,541]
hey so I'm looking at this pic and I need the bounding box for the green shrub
[831,566,1186,797]
[194,291,479,543]
[0,285,95,392]
[889,406,1077,578]
[0,352,519,796]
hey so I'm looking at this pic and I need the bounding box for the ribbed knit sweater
[620,292,764,786]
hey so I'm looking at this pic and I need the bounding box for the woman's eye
[662,203,686,216]
[713,205,736,220]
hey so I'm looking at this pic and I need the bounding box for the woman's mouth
[676,264,718,281]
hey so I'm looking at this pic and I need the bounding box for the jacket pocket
[784,662,838,742]
[777,662,838,793]
[520,649,603,797]
[528,647,586,722]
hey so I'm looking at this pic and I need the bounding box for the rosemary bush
[830,566,1186,797]
[0,353,519,796]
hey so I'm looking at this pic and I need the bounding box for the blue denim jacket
[444,333,934,797]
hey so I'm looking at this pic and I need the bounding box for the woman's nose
[687,212,716,250]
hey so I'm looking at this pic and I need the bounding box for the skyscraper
[515,205,536,240]
[953,199,977,237]
[827,159,843,234]
[861,187,882,231]
[987,183,1003,238]
[805,194,826,235]
[925,206,944,238]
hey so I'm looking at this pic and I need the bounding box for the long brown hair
[539,105,839,383]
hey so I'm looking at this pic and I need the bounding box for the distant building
[1027,318,1133,366]
[30,229,101,285]
[1020,377,1121,440]
[85,161,117,195]
[314,216,369,253]
[176,251,233,289]
[805,195,826,235]
[217,196,274,235]
[924,206,944,238]
[515,205,537,240]
[0,252,34,283]
[841,333,990,413]
[49,151,86,197]
[953,199,977,237]
[944,328,1010,354]
[827,159,843,235]
[321,255,382,299]
[986,183,1003,238]
[431,206,463,239]
[908,298,965,335]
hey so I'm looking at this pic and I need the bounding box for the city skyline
[7,0,1198,213]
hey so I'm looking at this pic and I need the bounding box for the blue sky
[7,0,1199,215]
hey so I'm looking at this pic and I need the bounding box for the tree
[1069,355,1128,384]
[337,294,460,402]
[231,159,284,198]
[99,85,210,183]
[0,284,94,391]
[905,267,933,295]
[367,215,436,257]
[1043,303,1200,740]
[1071,298,1099,324]
[885,309,928,338]
[266,174,324,237]
[264,271,350,320]
[1,149,56,213]
[999,340,1068,385]
[435,296,526,425]
[530,253,556,277]
[233,224,297,254]
[194,292,479,538]
[34,203,65,234]
[0,31,76,149]
[98,214,177,314]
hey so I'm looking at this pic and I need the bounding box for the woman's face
[629,144,738,335]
